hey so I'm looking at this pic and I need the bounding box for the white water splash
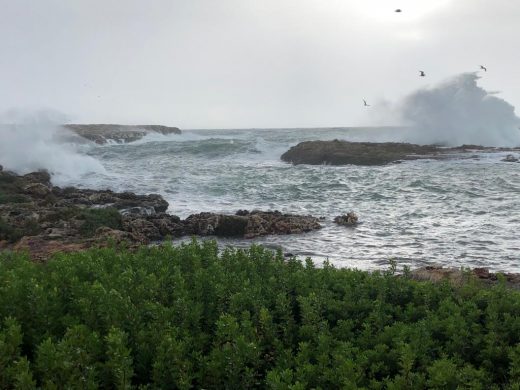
[0,109,105,184]
[373,73,520,146]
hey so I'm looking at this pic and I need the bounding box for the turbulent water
[52,127,520,273]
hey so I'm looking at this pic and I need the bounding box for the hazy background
[1,0,519,128]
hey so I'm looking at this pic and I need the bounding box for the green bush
[0,218,40,243]
[0,241,520,388]
[79,208,123,236]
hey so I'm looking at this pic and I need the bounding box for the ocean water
[62,128,520,272]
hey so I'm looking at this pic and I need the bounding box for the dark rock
[244,210,322,238]
[281,140,440,166]
[236,209,250,216]
[502,154,519,162]
[122,217,162,242]
[184,213,249,237]
[281,140,520,166]
[334,212,358,226]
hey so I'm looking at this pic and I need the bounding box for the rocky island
[281,140,520,166]
[64,124,181,144]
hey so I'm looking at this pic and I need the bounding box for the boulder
[184,213,249,237]
[502,154,519,162]
[334,212,358,226]
[122,217,162,242]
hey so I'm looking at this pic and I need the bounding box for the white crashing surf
[373,73,520,147]
[0,109,105,184]
[400,73,520,146]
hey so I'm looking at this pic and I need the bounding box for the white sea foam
[0,109,105,184]
[373,73,520,146]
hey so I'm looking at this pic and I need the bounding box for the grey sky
[1,0,519,129]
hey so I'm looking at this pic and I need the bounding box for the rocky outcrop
[1,169,322,259]
[281,140,520,166]
[334,212,358,226]
[502,154,519,163]
[64,124,181,144]
[281,140,440,166]
[183,210,322,238]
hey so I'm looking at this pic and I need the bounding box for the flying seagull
[480,65,487,72]
[395,9,402,12]
[419,70,426,77]
[363,99,370,107]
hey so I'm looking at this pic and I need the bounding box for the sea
[60,127,520,272]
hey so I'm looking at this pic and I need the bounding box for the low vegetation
[78,207,123,236]
[1,241,520,388]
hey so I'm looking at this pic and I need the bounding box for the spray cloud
[0,108,105,184]
[374,73,520,146]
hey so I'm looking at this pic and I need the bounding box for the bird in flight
[480,65,487,72]
[395,9,402,12]
[419,70,426,77]
[363,99,370,107]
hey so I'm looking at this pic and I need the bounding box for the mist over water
[374,73,520,146]
[0,109,105,184]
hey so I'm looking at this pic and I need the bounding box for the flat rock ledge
[64,124,181,144]
[281,140,520,166]
[0,169,321,259]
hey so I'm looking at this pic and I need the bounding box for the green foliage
[79,208,122,236]
[1,240,520,388]
[0,218,40,243]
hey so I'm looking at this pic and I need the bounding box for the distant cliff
[64,124,181,144]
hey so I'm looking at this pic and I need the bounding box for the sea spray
[0,109,105,184]
[372,73,520,146]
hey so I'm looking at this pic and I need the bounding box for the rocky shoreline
[64,124,181,144]
[0,167,321,259]
[281,140,520,166]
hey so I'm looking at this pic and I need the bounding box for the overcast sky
[1,0,519,129]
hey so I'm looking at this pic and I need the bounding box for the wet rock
[281,140,520,166]
[145,213,185,237]
[281,140,440,166]
[122,217,162,242]
[184,213,249,237]
[183,210,322,238]
[244,210,322,238]
[334,212,358,226]
[502,154,519,162]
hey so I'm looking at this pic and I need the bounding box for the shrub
[0,241,519,388]
[79,208,123,236]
